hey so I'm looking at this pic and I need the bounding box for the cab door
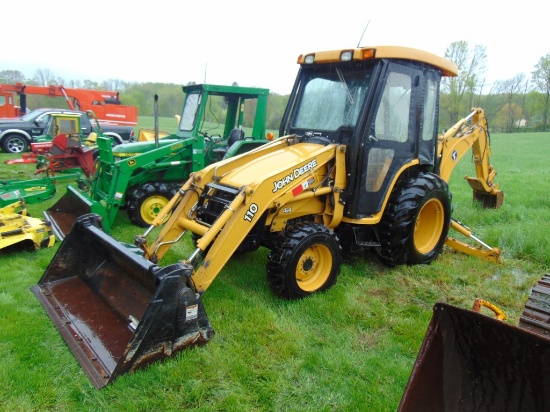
[354,63,439,217]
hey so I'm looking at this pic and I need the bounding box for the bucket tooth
[473,189,504,209]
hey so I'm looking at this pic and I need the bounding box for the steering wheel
[198,131,211,142]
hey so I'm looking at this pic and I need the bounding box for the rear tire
[126,182,178,227]
[376,171,451,266]
[266,222,342,299]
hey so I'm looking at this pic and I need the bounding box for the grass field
[0,127,549,411]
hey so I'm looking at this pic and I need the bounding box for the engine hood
[219,142,332,189]
[0,119,26,126]
[112,139,181,157]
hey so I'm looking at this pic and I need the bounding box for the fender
[103,132,123,145]
[0,128,33,142]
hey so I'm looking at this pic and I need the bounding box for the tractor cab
[176,84,272,167]
[280,47,458,218]
[43,113,81,141]
[37,112,101,147]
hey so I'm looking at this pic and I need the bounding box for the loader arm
[437,108,503,208]
[139,136,344,293]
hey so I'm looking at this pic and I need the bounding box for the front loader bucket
[43,185,94,241]
[31,214,214,389]
[398,302,550,412]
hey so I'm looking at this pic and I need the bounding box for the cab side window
[374,72,411,143]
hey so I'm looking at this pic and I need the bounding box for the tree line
[441,41,550,132]
[3,41,550,133]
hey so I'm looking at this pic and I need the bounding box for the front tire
[126,182,178,227]
[2,134,29,153]
[267,222,342,299]
[376,171,451,266]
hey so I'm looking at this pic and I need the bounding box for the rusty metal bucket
[31,214,214,389]
[398,302,550,411]
[43,185,94,241]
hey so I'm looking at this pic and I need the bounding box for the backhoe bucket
[473,188,504,208]
[43,185,94,240]
[31,214,214,389]
[398,303,550,411]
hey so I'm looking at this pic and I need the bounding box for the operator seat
[85,132,98,145]
[228,128,245,146]
[212,128,245,160]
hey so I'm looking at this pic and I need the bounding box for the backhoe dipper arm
[437,108,503,208]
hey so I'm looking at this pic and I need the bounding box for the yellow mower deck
[0,201,55,252]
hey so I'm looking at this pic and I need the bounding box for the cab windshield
[292,65,373,132]
[179,93,201,131]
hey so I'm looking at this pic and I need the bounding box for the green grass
[136,116,180,135]
[1,130,549,411]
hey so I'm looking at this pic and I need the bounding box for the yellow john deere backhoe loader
[32,45,503,388]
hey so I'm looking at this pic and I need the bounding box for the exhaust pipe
[31,214,214,389]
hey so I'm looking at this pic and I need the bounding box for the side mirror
[35,116,48,125]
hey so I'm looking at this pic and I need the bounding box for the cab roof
[297,45,458,77]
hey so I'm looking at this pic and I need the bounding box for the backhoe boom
[437,108,503,207]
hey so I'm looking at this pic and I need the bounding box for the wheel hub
[296,245,332,291]
[414,198,445,254]
[140,196,169,225]
[7,139,25,153]
[302,257,314,272]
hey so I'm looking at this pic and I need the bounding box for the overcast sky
[3,0,547,95]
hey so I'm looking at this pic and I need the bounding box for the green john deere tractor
[44,84,272,239]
